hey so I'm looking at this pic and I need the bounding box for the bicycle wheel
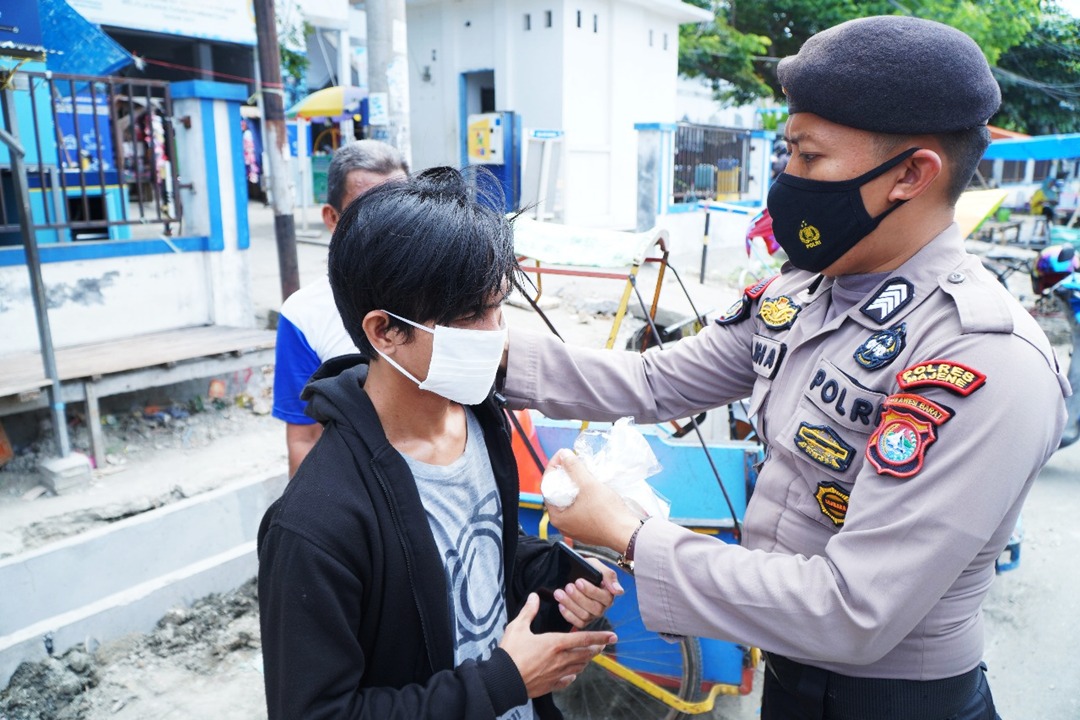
[554,545,703,720]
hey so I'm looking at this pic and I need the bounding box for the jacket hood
[301,354,375,430]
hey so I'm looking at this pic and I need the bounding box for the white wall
[2,253,213,354]
[407,3,455,170]
[503,1,564,132]
[561,0,614,226]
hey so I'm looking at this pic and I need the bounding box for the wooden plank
[0,326,276,394]
[0,347,276,418]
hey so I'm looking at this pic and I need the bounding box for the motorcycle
[1030,245,1080,449]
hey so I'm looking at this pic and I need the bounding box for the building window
[663,33,668,50]
[524,13,531,31]
[545,10,553,27]
[577,10,582,28]
[649,29,654,47]
[593,14,598,32]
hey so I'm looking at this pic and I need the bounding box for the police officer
[501,15,1069,720]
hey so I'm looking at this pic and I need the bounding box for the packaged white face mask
[374,310,507,406]
[541,417,670,520]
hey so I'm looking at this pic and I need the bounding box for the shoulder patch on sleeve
[938,270,1014,334]
[896,360,986,396]
[716,275,781,327]
[866,407,938,479]
[715,296,752,326]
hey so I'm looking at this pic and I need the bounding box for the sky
[1058,0,1080,16]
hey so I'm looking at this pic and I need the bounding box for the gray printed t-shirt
[403,408,535,720]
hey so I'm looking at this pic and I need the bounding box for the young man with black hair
[502,16,1069,720]
[258,167,619,720]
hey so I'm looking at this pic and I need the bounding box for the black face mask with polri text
[766,147,919,273]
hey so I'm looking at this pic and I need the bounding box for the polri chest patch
[854,323,907,370]
[805,358,886,433]
[861,278,914,325]
[896,360,986,396]
[815,482,850,527]
[759,295,801,330]
[751,334,787,379]
[795,423,856,472]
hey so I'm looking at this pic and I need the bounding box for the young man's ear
[362,311,398,355]
[888,149,943,203]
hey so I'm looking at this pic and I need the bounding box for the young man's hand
[554,559,622,629]
[499,593,617,698]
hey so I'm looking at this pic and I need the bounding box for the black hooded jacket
[258,357,568,719]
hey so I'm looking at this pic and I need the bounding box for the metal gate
[673,123,751,204]
[0,72,181,243]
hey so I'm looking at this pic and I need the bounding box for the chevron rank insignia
[854,323,907,370]
[896,360,986,396]
[866,407,937,478]
[815,482,850,526]
[715,296,751,326]
[861,278,914,324]
[795,422,855,472]
[759,295,801,330]
[745,275,779,300]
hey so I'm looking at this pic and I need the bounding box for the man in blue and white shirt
[272,140,408,476]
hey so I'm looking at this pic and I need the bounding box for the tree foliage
[994,7,1080,134]
[680,0,1044,106]
[275,0,310,86]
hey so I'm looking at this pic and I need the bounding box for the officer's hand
[499,593,617,698]
[546,450,643,555]
[555,558,623,629]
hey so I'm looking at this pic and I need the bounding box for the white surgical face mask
[374,310,507,406]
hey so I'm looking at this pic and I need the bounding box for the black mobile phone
[547,541,604,590]
[533,541,605,632]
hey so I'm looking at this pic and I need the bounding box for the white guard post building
[406,0,712,229]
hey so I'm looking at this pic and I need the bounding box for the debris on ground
[0,581,262,720]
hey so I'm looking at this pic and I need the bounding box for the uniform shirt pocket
[773,358,888,530]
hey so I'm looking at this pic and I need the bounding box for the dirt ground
[2,208,1078,719]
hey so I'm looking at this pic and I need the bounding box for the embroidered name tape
[861,278,914,325]
[866,407,937,478]
[795,422,856,472]
[759,295,801,330]
[854,323,907,371]
[751,334,787,380]
[896,360,986,396]
[815,482,850,526]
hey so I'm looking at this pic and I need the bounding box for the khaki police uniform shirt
[504,224,1069,680]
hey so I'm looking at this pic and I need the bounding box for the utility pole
[253,0,300,301]
[366,0,412,166]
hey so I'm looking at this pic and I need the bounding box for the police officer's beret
[776,16,1001,135]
